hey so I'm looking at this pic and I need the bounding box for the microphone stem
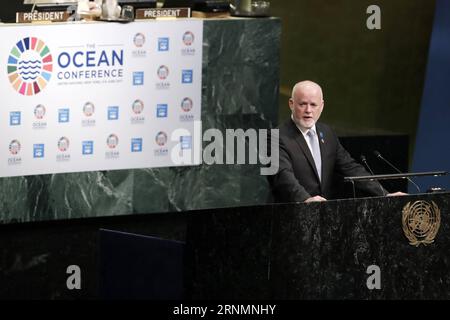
[364,162,375,176]
[379,155,421,193]
[362,159,387,196]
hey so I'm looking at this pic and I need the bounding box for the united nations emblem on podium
[402,201,441,246]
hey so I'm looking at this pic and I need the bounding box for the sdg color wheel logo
[7,37,52,96]
[83,102,95,117]
[132,99,144,114]
[181,97,193,112]
[157,65,169,80]
[34,104,46,119]
[107,134,119,149]
[9,140,21,155]
[134,33,145,47]
[155,131,168,146]
[182,31,194,46]
[58,137,70,152]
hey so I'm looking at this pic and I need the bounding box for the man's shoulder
[316,122,332,132]
[315,122,336,137]
[278,119,297,136]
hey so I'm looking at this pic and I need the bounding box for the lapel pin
[319,131,325,144]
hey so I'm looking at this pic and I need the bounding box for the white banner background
[0,20,203,177]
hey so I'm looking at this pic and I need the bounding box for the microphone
[360,155,374,175]
[373,150,421,193]
[360,154,387,196]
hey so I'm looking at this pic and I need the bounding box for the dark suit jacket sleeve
[268,137,312,202]
[334,136,388,197]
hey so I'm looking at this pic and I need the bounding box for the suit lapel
[289,120,321,183]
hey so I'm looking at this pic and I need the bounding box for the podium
[186,192,450,299]
[1,192,448,299]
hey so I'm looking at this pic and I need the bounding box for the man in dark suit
[269,80,402,203]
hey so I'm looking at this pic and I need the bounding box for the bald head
[289,80,324,130]
[291,81,324,101]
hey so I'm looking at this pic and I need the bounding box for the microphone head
[360,155,367,162]
[373,150,382,158]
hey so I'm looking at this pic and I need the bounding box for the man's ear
[289,98,294,110]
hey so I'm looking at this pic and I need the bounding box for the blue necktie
[307,130,322,181]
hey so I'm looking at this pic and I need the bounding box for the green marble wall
[0,18,281,224]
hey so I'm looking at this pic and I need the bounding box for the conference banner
[1,20,203,177]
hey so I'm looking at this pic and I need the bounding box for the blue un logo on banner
[157,104,168,118]
[180,136,192,149]
[33,144,45,158]
[10,111,21,126]
[133,72,144,85]
[82,141,94,155]
[108,106,119,120]
[131,138,143,152]
[58,109,70,123]
[182,70,193,83]
[158,37,169,51]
